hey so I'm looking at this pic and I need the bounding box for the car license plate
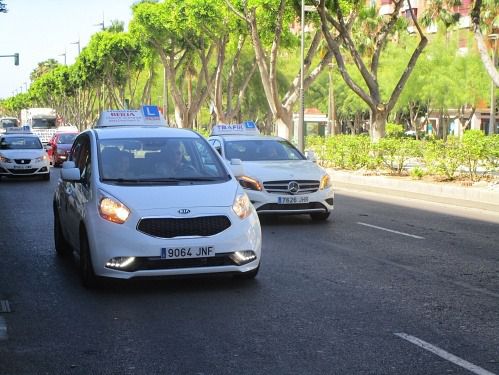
[277,196,309,204]
[13,165,31,169]
[161,246,215,259]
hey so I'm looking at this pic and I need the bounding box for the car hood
[99,180,238,210]
[0,149,44,159]
[236,160,326,182]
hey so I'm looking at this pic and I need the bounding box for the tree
[226,0,334,139]
[0,1,6,13]
[131,0,218,128]
[471,0,499,87]
[317,0,428,141]
[30,59,60,82]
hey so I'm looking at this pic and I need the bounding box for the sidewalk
[328,169,499,213]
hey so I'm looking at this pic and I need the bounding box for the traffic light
[14,53,19,66]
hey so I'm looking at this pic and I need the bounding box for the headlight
[232,193,252,219]
[34,155,48,162]
[0,155,12,163]
[237,175,262,191]
[98,196,130,224]
[319,174,331,190]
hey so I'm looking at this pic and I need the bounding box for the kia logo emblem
[178,209,191,214]
[288,181,300,194]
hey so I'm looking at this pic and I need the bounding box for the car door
[63,134,92,249]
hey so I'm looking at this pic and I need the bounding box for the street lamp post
[297,0,306,152]
[297,3,317,152]
[71,39,81,55]
[71,39,81,129]
[59,49,67,65]
[488,34,498,135]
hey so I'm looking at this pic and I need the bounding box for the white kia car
[209,123,334,221]
[0,128,50,181]
[53,108,261,287]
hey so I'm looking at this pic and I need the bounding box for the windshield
[31,118,56,129]
[98,137,230,183]
[0,136,42,150]
[225,139,304,161]
[57,133,77,144]
[1,119,18,129]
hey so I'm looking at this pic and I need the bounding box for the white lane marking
[0,316,7,341]
[395,333,496,375]
[357,222,425,239]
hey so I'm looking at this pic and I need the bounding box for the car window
[57,133,77,144]
[225,139,304,161]
[98,137,229,183]
[0,136,42,150]
[71,134,91,184]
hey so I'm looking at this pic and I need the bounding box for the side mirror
[61,167,81,181]
[305,150,317,162]
[230,158,244,177]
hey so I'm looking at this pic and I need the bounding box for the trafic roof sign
[211,121,260,136]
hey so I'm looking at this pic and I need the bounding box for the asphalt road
[0,170,498,375]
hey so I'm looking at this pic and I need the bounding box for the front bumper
[247,187,334,215]
[0,161,50,177]
[85,208,262,280]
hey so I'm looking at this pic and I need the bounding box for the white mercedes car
[53,108,261,287]
[0,129,50,181]
[209,123,334,221]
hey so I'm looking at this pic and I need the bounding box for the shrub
[460,130,490,181]
[422,137,462,180]
[375,137,421,175]
[410,166,425,179]
[385,123,405,138]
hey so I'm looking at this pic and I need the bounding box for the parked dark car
[47,132,78,167]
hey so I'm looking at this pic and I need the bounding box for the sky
[0,0,136,99]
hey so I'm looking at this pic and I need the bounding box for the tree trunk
[275,110,293,140]
[371,108,388,142]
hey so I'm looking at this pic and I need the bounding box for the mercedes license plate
[161,246,215,259]
[277,196,309,204]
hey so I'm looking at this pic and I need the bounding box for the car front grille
[7,168,38,175]
[263,180,320,194]
[137,216,231,238]
[14,159,31,164]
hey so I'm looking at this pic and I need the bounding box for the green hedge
[307,131,499,181]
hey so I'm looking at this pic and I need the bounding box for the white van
[53,108,261,287]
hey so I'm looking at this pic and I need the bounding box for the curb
[328,169,499,213]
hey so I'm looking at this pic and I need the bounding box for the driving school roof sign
[95,106,167,127]
[211,121,260,135]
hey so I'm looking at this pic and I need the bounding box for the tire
[235,264,260,280]
[80,233,99,288]
[310,212,330,221]
[54,210,71,257]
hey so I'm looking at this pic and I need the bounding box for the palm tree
[30,59,60,82]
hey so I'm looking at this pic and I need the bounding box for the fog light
[229,251,256,266]
[106,256,136,269]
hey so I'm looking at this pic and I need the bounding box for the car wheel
[54,210,71,257]
[310,212,330,221]
[235,264,260,280]
[80,233,99,288]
